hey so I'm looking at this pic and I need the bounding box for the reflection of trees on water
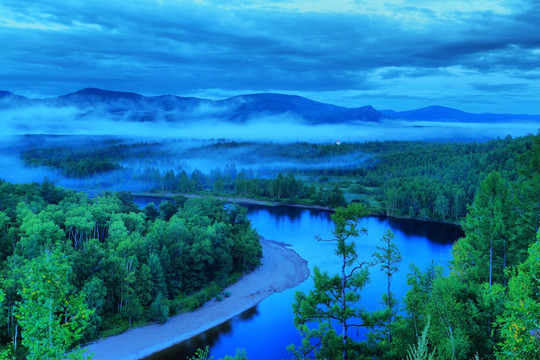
[238,306,259,321]
[383,215,463,244]
[244,203,462,245]
[142,306,260,360]
[243,203,331,223]
[134,197,333,225]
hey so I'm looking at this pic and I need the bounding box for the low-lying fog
[1,105,538,190]
[2,104,539,142]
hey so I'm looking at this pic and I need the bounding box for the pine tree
[289,203,371,360]
[372,229,402,347]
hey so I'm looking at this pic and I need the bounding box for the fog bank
[1,105,539,142]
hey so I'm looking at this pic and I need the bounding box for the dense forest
[20,134,537,222]
[3,131,539,359]
[286,133,540,359]
[0,182,262,359]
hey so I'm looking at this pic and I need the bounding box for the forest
[0,182,262,359]
[5,0,540,359]
[20,133,537,222]
[0,131,538,359]
[285,133,540,359]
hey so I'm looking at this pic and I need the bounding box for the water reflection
[136,199,460,360]
[238,306,259,321]
[246,204,330,223]
[383,215,464,244]
[143,306,259,360]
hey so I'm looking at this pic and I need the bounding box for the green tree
[328,186,347,208]
[147,253,167,298]
[373,229,401,311]
[452,189,466,220]
[148,292,169,324]
[213,178,225,194]
[496,231,540,359]
[426,274,475,359]
[392,263,441,359]
[81,276,107,341]
[162,170,177,191]
[17,209,65,260]
[16,250,93,360]
[371,229,402,348]
[434,194,449,220]
[454,171,510,286]
[289,203,371,360]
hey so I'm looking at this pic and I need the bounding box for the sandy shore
[82,238,310,360]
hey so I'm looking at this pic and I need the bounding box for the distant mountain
[0,88,384,124]
[216,93,383,124]
[52,88,217,122]
[0,90,30,106]
[56,88,146,105]
[380,105,540,123]
[3,89,539,125]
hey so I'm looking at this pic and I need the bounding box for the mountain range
[380,106,540,123]
[1,88,540,124]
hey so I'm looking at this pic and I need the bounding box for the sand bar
[82,238,310,360]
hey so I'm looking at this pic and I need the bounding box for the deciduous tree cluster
[0,182,262,359]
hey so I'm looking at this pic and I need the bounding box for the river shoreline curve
[131,192,333,211]
[82,238,310,360]
[132,192,463,228]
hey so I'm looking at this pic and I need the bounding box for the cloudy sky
[1,0,539,113]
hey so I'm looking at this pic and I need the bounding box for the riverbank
[372,213,463,228]
[132,192,332,211]
[133,192,463,228]
[82,238,310,360]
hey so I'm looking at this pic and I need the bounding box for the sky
[1,0,539,113]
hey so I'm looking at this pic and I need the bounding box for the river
[134,199,463,360]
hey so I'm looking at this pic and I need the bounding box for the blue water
[140,201,462,360]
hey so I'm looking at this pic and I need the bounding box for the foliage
[496,231,540,359]
[188,346,249,360]
[289,203,372,360]
[7,132,540,359]
[27,135,537,216]
[188,346,211,360]
[405,317,435,360]
[454,171,511,286]
[148,292,169,324]
[369,229,402,357]
[387,133,540,360]
[16,250,93,360]
[0,181,263,357]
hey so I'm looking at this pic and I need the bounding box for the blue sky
[1,0,539,113]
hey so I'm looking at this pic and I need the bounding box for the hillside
[0,88,385,124]
[380,105,540,123]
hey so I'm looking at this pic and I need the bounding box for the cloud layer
[1,0,539,113]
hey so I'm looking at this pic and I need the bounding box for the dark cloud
[471,82,528,93]
[0,0,539,113]
[379,68,449,80]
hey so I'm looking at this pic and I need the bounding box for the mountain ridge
[0,88,384,124]
[380,105,540,123]
[1,88,540,124]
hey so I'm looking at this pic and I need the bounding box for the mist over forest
[2,89,539,143]
[1,89,539,192]
[4,0,540,358]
